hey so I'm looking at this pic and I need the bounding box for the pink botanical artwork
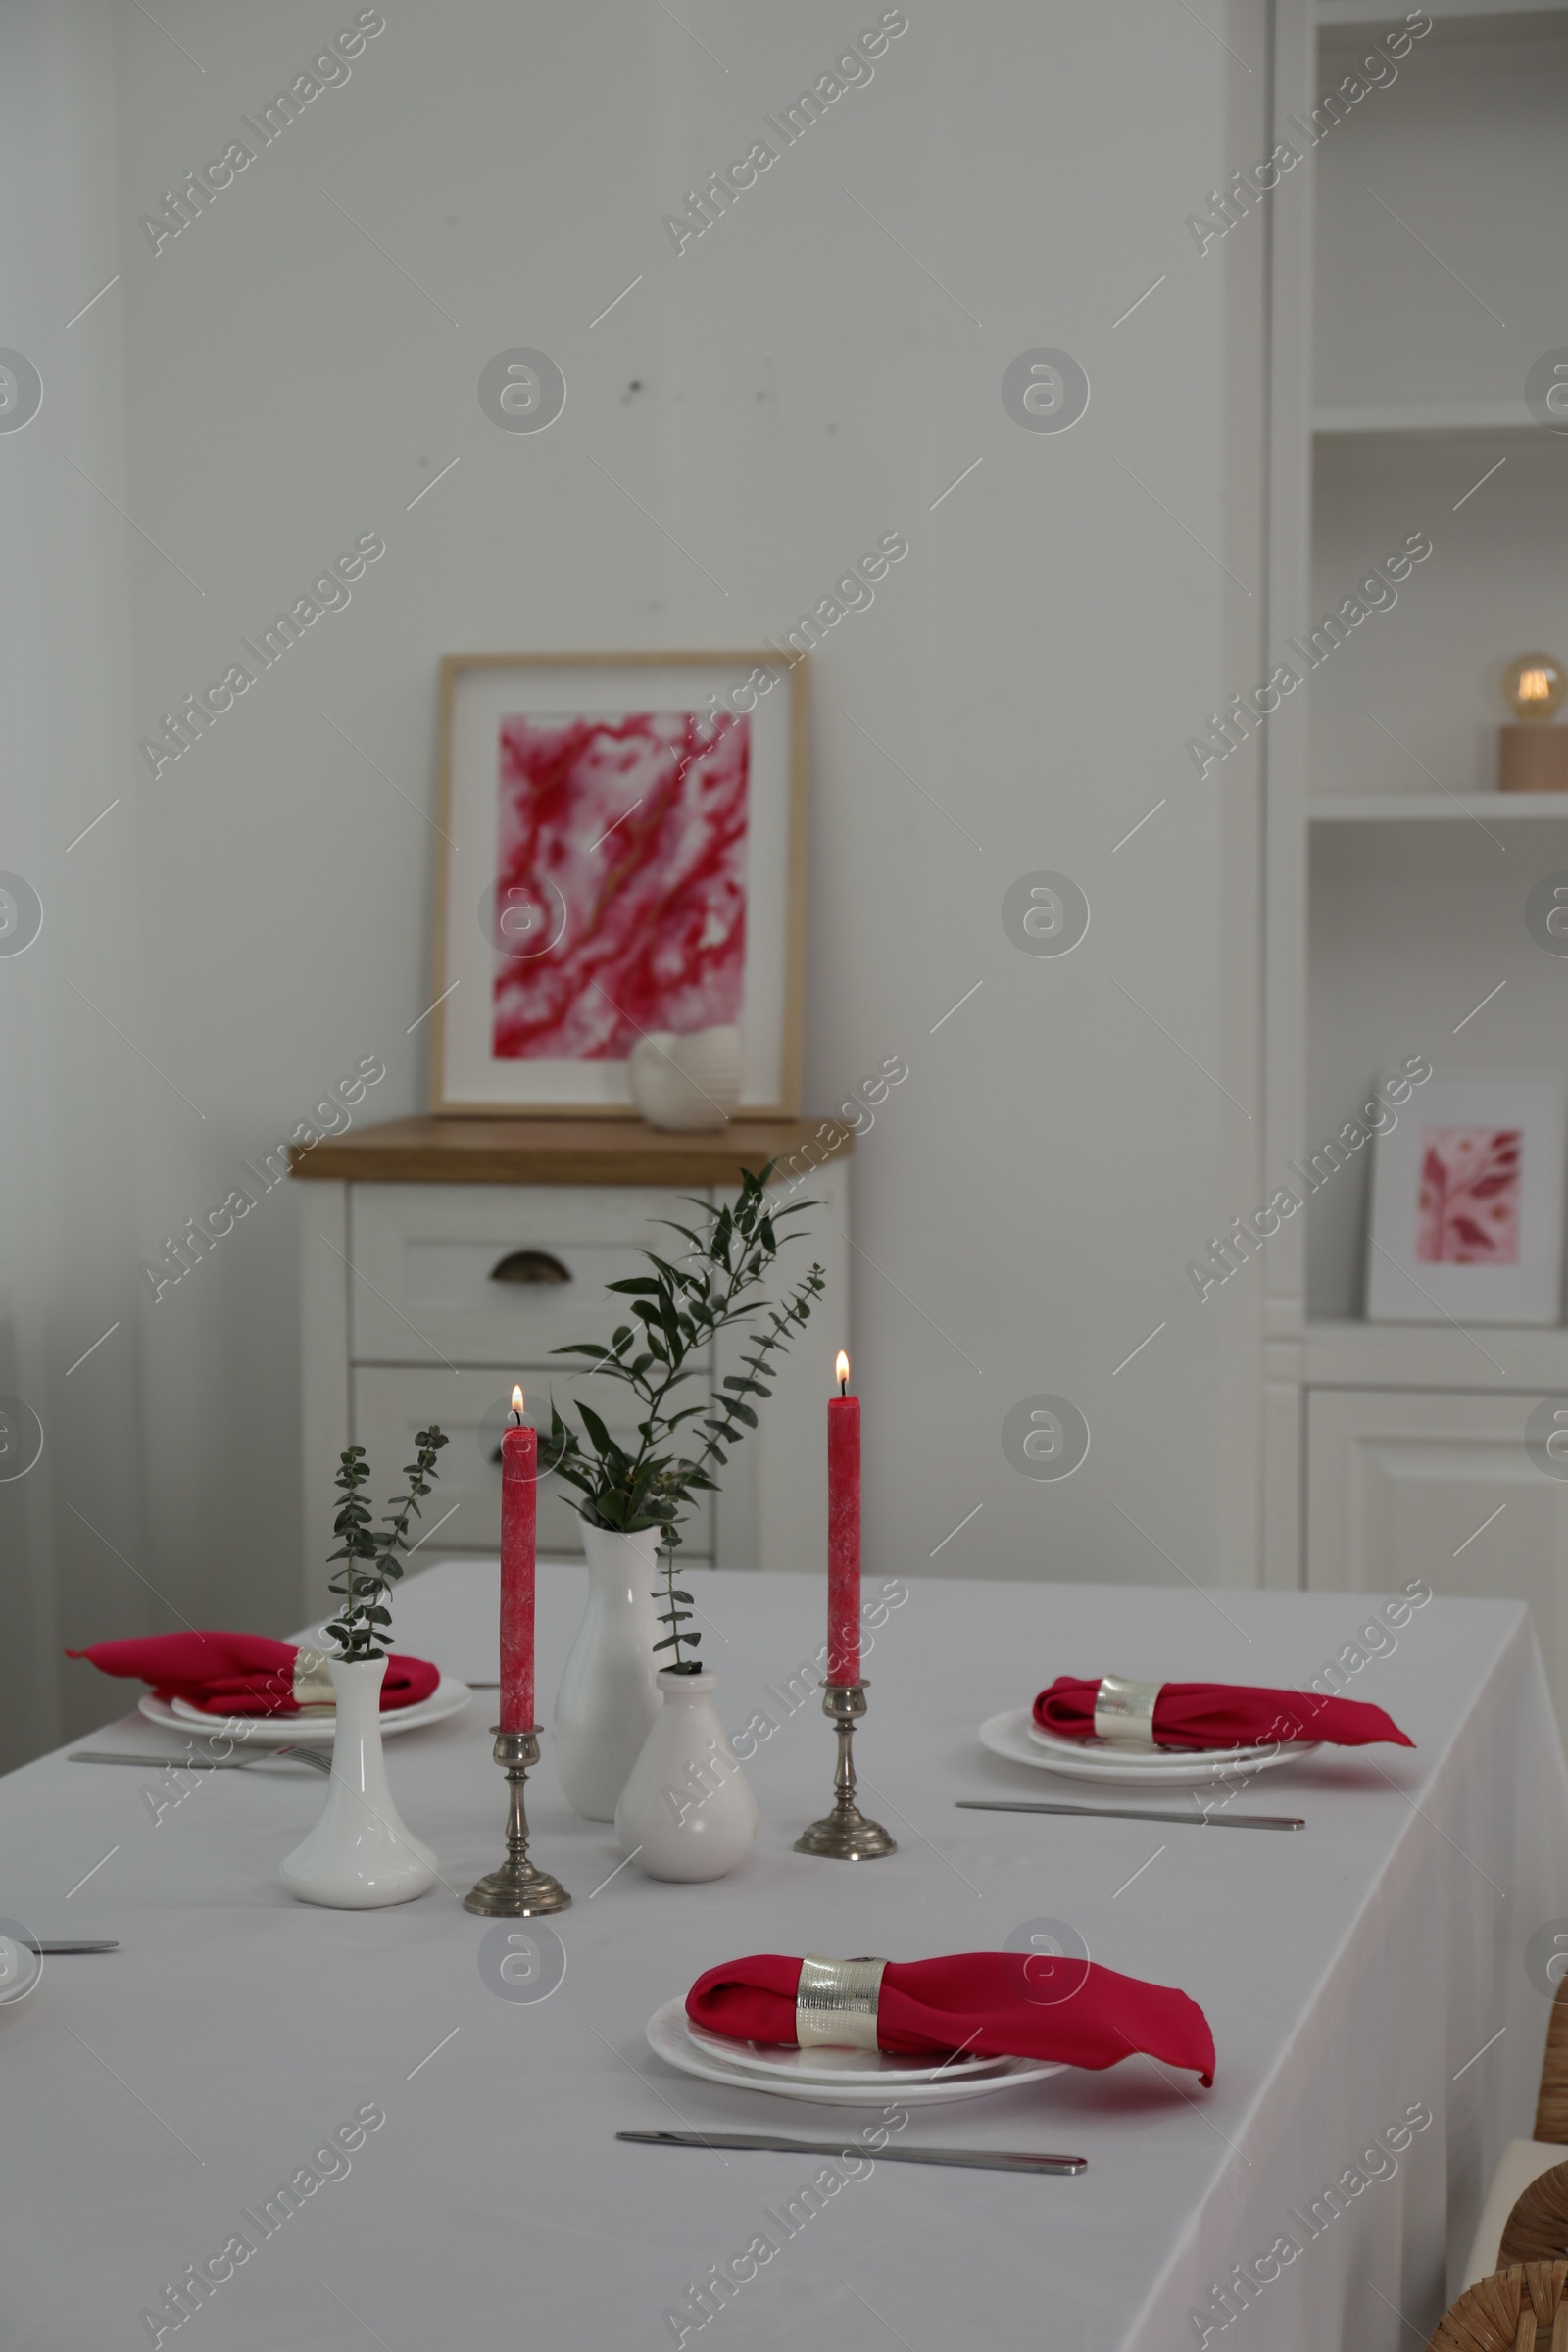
[490,710,750,1061]
[1415,1127,1522,1265]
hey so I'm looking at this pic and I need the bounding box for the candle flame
[511,1383,524,1419]
[835,1350,850,1386]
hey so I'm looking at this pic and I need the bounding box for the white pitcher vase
[280,1655,437,1909]
[614,1667,759,1882]
[552,1524,663,1821]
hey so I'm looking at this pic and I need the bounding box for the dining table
[5,1561,1567,2351]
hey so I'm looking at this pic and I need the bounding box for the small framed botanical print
[429,651,809,1117]
[1367,1069,1566,1324]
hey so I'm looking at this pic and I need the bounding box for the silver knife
[956,1798,1303,1832]
[617,2131,1086,2175]
[70,1748,330,1773]
[18,1940,120,1955]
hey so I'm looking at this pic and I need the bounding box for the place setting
[969,1669,1414,1829]
[67,1629,469,1748]
[624,1943,1221,2175]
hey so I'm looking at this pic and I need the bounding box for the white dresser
[291,1117,852,1618]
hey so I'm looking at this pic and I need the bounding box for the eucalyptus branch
[541,1165,824,1670]
[324,1425,449,1662]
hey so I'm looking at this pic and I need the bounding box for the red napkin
[1033,1677,1412,1751]
[688,1951,1215,2085]
[66,1633,439,1716]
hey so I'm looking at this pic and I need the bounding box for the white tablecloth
[6,1565,1568,2350]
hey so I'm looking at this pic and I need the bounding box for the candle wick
[839,1379,847,1397]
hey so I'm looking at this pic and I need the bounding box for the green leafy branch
[541,1165,823,1671]
[324,1426,449,1661]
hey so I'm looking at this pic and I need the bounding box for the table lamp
[1498,652,1567,792]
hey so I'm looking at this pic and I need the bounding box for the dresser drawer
[347,1184,699,1366]
[350,1364,714,1561]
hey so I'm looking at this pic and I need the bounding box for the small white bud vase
[553,1524,664,1822]
[280,1656,437,1909]
[628,1025,742,1131]
[614,1667,759,1882]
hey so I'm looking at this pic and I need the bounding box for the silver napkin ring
[1094,1676,1162,1745]
[796,1954,888,2051]
[291,1647,336,1713]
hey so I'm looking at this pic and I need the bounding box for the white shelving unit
[1264,2,1568,1718]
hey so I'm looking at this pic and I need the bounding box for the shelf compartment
[1317,2,1568,30]
[1307,793,1568,820]
[1304,1319,1568,1388]
[1312,402,1542,436]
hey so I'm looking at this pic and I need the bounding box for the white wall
[1,0,1267,1765]
[1313,21,1568,411]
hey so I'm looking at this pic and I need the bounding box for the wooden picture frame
[428,651,809,1119]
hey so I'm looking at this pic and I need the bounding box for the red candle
[499,1384,537,1732]
[827,1350,860,1685]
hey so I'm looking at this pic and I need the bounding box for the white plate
[0,1936,42,2006]
[138,1672,470,1746]
[981,1709,1316,1788]
[647,2000,1064,2107]
[682,2016,1013,2086]
[1025,1719,1298,1770]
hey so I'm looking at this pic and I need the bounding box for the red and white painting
[1416,1126,1521,1265]
[491,710,750,1062]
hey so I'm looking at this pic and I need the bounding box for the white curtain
[0,0,155,1765]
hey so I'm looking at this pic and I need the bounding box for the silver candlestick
[794,1682,896,1860]
[463,1728,571,1915]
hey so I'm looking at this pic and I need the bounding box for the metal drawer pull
[488,1250,570,1286]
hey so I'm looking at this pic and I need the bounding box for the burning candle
[827,1350,860,1685]
[499,1384,537,1732]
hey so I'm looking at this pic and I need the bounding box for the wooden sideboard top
[289,1114,855,1187]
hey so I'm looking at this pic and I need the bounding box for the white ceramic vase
[552,1524,664,1822]
[628,1025,743,1131]
[614,1667,759,1882]
[279,1656,437,1909]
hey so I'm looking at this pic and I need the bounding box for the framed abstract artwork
[1366,1069,1566,1324]
[429,652,809,1117]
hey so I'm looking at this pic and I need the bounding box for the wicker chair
[1502,2166,1568,2269]
[1427,2261,1568,2349]
[1539,1979,1568,2146]
[1435,1983,1568,2340]
[1456,1983,1568,2290]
